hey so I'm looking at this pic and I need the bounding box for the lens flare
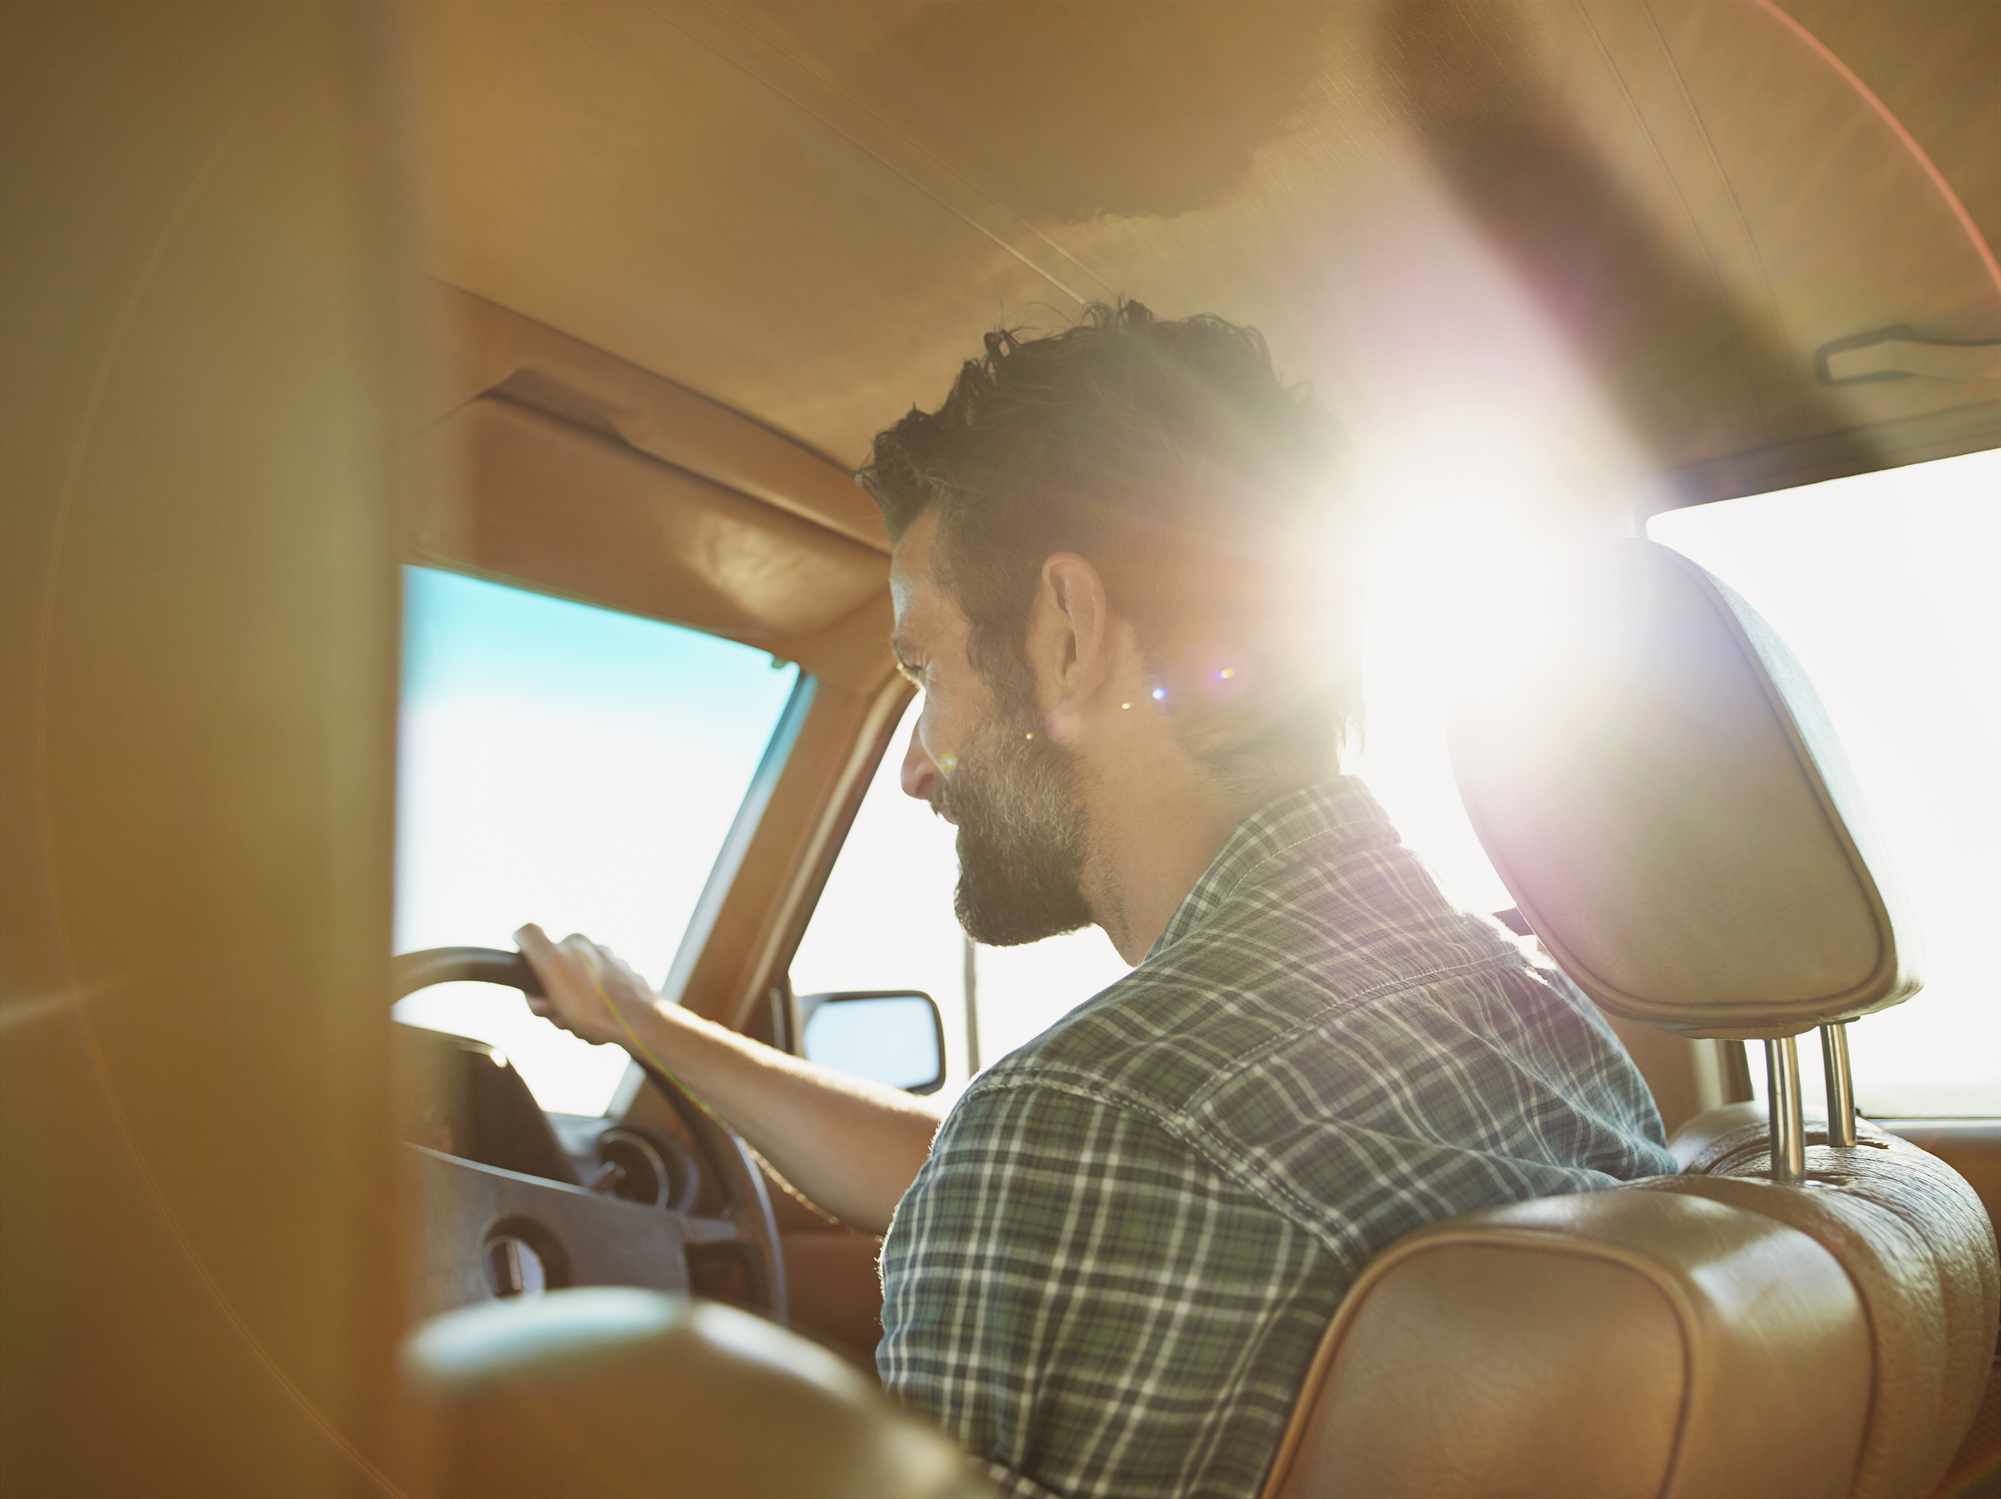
[1333,405,1647,912]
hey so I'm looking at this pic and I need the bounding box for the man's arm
[514,924,942,1234]
[879,1080,1340,1499]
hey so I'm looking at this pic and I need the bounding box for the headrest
[406,1288,986,1498]
[1449,539,1919,1039]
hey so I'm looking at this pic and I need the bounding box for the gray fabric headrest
[1449,540,1919,1039]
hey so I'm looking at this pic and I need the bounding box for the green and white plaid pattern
[878,778,1675,1499]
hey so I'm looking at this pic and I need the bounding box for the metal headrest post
[1820,1023,1858,1148]
[1765,1037,1808,1183]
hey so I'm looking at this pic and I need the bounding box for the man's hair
[858,300,1360,777]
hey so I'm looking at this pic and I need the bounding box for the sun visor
[412,399,885,647]
[1449,540,1920,1039]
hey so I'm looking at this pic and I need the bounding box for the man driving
[515,302,1676,1499]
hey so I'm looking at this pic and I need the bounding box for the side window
[1649,448,2001,1118]
[788,701,1132,1095]
[392,567,802,1116]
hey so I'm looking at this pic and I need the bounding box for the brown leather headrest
[405,1289,991,1498]
[1449,540,1918,1039]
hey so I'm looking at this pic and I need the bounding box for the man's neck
[1081,752,1322,965]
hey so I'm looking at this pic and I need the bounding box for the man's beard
[933,706,1093,948]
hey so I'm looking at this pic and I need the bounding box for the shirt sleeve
[876,1078,1336,1499]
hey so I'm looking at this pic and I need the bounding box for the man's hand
[511,921,941,1234]
[513,923,662,1050]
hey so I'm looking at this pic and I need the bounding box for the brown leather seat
[1667,1107,2000,1499]
[1262,1117,1997,1499]
[1262,1182,1872,1499]
[1261,541,1999,1499]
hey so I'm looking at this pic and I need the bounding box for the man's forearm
[619,998,943,1234]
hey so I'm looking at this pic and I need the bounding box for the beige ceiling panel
[738,2,1649,529]
[1635,4,2001,425]
[1782,1,2001,262]
[728,3,1345,234]
[736,1,2001,499]
[416,1,1073,469]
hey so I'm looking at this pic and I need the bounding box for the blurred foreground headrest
[1449,539,1919,1040]
[404,1288,993,1499]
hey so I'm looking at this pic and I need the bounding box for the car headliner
[402,1,2000,649]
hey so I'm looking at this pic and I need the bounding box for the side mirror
[797,991,946,1096]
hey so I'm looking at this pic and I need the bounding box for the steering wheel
[390,947,788,1326]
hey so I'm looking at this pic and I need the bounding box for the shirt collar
[1147,777,1396,961]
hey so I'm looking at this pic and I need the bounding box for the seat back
[1261,1184,1872,1499]
[1260,541,1997,1498]
[1261,1121,1997,1499]
[1668,1106,2000,1499]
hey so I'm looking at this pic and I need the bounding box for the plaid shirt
[877,778,1675,1499]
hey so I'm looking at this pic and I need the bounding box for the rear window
[1648,448,2001,1118]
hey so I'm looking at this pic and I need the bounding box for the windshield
[392,567,802,1115]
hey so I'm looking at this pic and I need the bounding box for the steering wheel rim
[391,947,788,1326]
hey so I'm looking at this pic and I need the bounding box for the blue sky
[402,566,797,719]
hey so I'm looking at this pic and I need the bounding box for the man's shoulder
[966,857,1530,1125]
[944,777,1673,1202]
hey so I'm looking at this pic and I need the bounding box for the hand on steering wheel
[389,942,790,1326]
[512,925,660,1051]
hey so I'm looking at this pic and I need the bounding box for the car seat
[1258,540,1999,1499]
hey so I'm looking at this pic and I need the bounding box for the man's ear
[1027,552,1116,744]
